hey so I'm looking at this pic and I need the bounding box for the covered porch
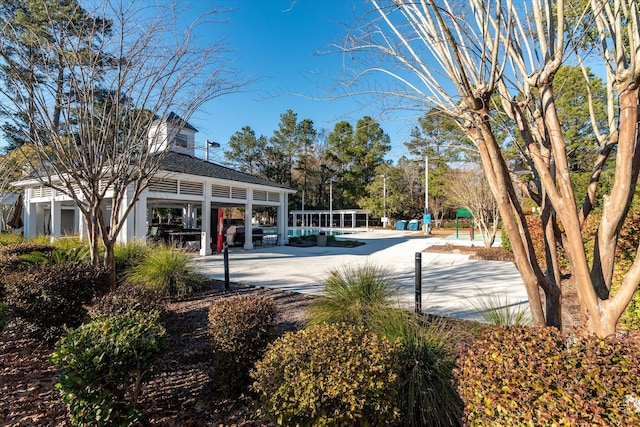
[15,152,295,255]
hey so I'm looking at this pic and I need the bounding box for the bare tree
[0,1,240,287]
[448,168,500,248]
[342,0,640,336]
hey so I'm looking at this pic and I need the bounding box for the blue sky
[186,0,420,163]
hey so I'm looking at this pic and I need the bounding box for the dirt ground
[0,280,313,426]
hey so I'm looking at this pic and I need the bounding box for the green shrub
[50,310,166,426]
[455,325,640,425]
[125,244,202,297]
[308,263,399,327]
[4,262,110,339]
[88,284,164,320]
[19,246,91,265]
[370,309,463,426]
[51,235,87,252]
[0,232,25,246]
[251,323,401,426]
[208,294,278,396]
[114,241,150,285]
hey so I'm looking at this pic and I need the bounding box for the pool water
[287,228,345,237]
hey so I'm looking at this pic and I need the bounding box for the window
[176,134,188,147]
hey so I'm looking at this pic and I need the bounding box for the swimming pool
[287,228,348,237]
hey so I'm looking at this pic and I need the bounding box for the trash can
[396,220,407,230]
[317,232,327,247]
[408,219,420,231]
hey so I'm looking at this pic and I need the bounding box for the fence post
[415,252,422,314]
[223,242,230,290]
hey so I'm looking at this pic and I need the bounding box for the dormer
[148,112,198,156]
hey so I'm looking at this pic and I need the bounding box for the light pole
[301,188,305,227]
[205,140,220,162]
[329,178,335,232]
[424,155,429,215]
[382,174,387,227]
[424,155,429,234]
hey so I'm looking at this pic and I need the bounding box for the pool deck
[191,229,528,323]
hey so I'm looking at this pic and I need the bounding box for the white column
[73,207,79,236]
[352,212,356,229]
[23,188,32,237]
[134,190,148,241]
[117,186,135,244]
[35,203,45,235]
[244,189,254,250]
[26,201,37,238]
[277,192,289,245]
[200,199,212,256]
[78,208,86,241]
[51,199,62,238]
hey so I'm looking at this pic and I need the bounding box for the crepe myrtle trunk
[467,117,548,328]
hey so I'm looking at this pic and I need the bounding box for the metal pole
[382,174,386,227]
[301,189,305,227]
[223,242,230,290]
[329,180,333,233]
[425,155,429,214]
[415,252,422,313]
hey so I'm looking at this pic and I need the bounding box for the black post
[223,242,230,290]
[415,252,422,314]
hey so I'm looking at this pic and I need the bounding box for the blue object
[423,213,432,224]
[408,219,420,231]
[396,220,407,230]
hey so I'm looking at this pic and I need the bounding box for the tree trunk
[471,122,547,327]
[544,285,562,329]
[587,309,618,338]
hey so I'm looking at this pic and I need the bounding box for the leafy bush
[88,284,164,320]
[125,244,202,297]
[19,246,91,265]
[208,294,278,396]
[455,325,640,425]
[583,211,640,330]
[3,262,110,339]
[252,323,401,426]
[50,310,166,426]
[500,215,551,268]
[308,263,399,327]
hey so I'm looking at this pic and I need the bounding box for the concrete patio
[191,229,529,322]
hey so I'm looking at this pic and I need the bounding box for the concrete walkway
[191,229,529,322]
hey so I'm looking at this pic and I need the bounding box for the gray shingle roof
[159,152,292,190]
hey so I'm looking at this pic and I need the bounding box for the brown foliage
[455,325,640,425]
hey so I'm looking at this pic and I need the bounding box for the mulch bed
[0,280,314,426]
[423,244,515,262]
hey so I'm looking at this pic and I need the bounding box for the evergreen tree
[328,117,390,208]
[269,109,299,188]
[0,0,112,151]
[225,126,268,176]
